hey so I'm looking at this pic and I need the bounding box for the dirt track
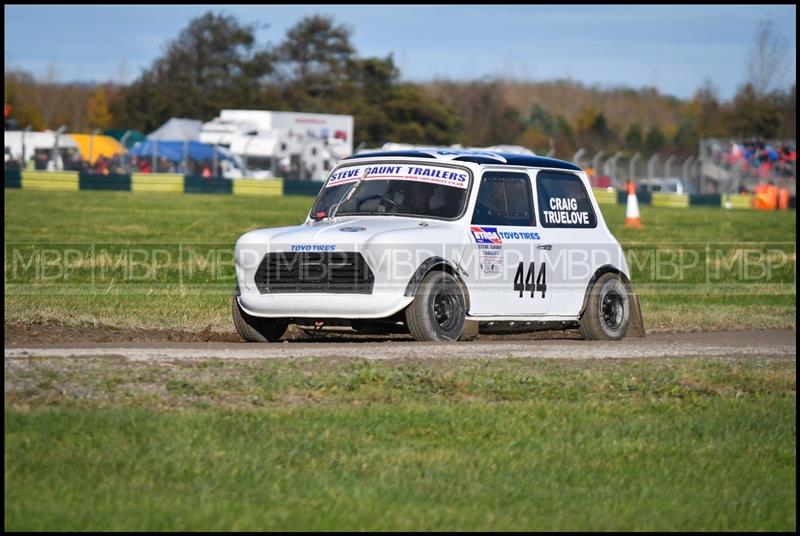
[5,329,795,361]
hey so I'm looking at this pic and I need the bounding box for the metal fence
[571,149,703,193]
[567,139,796,195]
[5,131,796,195]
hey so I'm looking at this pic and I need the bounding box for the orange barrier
[753,183,779,210]
[778,187,790,210]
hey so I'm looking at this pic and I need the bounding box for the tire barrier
[4,168,22,188]
[131,173,184,193]
[686,194,721,207]
[21,170,79,191]
[721,193,754,210]
[284,180,324,197]
[4,170,794,208]
[232,178,283,196]
[652,192,689,208]
[184,175,234,194]
[79,172,131,191]
[591,188,617,205]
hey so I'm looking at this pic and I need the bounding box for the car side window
[471,172,536,226]
[536,171,597,228]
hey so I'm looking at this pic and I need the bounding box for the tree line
[4,12,796,158]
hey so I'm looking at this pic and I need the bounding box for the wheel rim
[432,290,459,331]
[600,289,624,331]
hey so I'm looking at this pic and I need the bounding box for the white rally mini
[233,149,645,342]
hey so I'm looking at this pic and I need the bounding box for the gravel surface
[5,330,795,361]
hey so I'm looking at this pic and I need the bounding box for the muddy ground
[4,323,795,361]
[4,321,587,347]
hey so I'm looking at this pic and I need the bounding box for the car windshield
[311,162,471,220]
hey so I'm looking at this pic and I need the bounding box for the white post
[629,152,641,182]
[592,150,605,176]
[183,139,189,174]
[647,154,659,180]
[52,125,66,171]
[682,156,695,191]
[212,145,218,177]
[664,154,675,179]
[572,148,586,168]
[120,130,131,173]
[152,138,158,173]
[89,128,101,167]
[608,151,622,187]
[21,125,32,164]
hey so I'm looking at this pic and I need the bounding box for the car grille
[254,252,374,294]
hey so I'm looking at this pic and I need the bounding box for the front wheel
[231,294,289,342]
[578,272,630,341]
[405,271,466,342]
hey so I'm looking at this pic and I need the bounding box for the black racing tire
[231,294,289,342]
[405,271,466,342]
[578,272,630,341]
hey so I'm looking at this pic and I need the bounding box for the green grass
[4,189,796,331]
[5,356,796,531]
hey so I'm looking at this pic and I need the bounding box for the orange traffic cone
[624,180,642,228]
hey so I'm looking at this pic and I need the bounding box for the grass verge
[4,189,796,332]
[5,355,796,531]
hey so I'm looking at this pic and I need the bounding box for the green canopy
[103,129,146,149]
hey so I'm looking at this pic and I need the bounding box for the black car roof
[343,149,582,172]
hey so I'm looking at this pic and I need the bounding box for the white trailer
[4,130,80,170]
[199,110,354,181]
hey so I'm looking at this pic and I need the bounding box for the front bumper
[237,292,414,319]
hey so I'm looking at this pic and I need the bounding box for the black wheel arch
[404,257,471,311]
[579,265,646,337]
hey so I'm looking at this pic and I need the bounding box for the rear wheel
[405,271,466,342]
[578,272,630,341]
[231,294,288,342]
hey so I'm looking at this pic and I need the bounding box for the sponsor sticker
[477,244,503,273]
[470,226,503,273]
[470,226,502,244]
[498,230,541,240]
[326,164,469,189]
[290,244,337,252]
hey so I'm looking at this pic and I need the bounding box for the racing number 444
[513,261,547,298]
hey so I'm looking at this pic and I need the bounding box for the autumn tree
[624,123,643,150]
[776,84,796,139]
[689,79,726,138]
[428,80,523,146]
[86,85,113,129]
[345,55,399,146]
[747,19,789,98]
[277,14,355,103]
[726,83,782,138]
[112,11,274,131]
[381,84,457,145]
[4,71,46,130]
[552,114,577,156]
[644,126,666,153]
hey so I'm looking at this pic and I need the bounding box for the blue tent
[129,140,235,163]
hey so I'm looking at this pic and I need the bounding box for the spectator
[139,158,152,174]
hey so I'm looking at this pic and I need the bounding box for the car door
[465,170,551,317]
[534,169,606,317]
